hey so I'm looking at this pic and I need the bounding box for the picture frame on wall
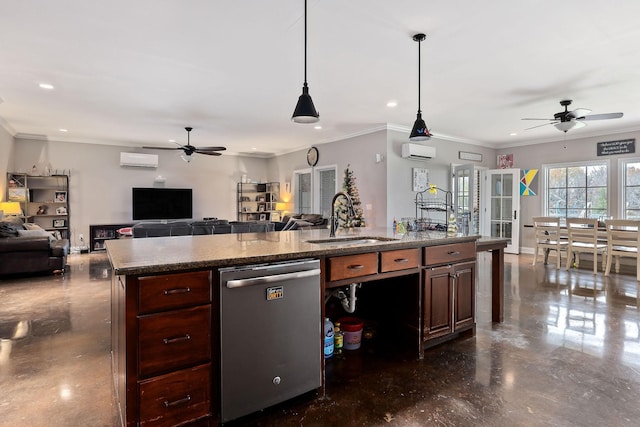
[55,191,67,203]
[53,219,66,228]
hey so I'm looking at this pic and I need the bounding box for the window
[316,167,337,218]
[294,170,312,214]
[620,158,640,219]
[543,160,608,220]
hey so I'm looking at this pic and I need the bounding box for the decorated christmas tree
[336,164,366,228]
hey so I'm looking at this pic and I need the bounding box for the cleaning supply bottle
[334,322,344,355]
[324,318,334,358]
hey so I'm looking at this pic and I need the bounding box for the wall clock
[307,146,319,166]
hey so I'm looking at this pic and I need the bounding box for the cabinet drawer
[380,248,420,272]
[138,271,211,314]
[424,242,475,266]
[139,305,211,377]
[139,363,211,427]
[327,252,378,282]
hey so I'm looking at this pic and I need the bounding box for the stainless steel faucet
[330,192,356,237]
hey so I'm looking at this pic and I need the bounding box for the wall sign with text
[597,138,635,156]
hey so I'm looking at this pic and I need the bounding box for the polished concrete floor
[1,252,640,426]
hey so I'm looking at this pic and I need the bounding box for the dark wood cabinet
[112,270,215,427]
[422,243,476,345]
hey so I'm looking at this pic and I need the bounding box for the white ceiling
[2,1,640,157]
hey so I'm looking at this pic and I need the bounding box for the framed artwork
[53,219,66,228]
[258,205,265,212]
[459,151,483,162]
[497,154,514,169]
[55,191,67,203]
[259,214,267,221]
[52,230,62,240]
[56,206,67,215]
[8,188,27,201]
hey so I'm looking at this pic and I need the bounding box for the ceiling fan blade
[195,146,227,151]
[142,146,182,150]
[195,150,222,156]
[567,108,592,119]
[525,121,558,130]
[521,118,554,121]
[577,112,624,121]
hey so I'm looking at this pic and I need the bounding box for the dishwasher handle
[226,268,321,289]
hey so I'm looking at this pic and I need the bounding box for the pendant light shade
[292,0,319,123]
[409,33,431,141]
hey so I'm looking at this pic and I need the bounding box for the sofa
[130,215,328,238]
[0,219,70,276]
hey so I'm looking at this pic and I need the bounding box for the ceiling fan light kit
[523,99,623,133]
[292,0,319,124]
[409,33,431,141]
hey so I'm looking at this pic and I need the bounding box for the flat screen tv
[132,187,193,220]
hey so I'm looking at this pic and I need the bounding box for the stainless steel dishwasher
[219,259,322,423]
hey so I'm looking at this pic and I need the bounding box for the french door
[482,168,520,254]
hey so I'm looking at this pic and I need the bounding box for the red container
[338,317,364,350]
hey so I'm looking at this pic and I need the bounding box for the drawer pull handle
[347,264,364,270]
[164,395,191,408]
[164,287,191,295]
[394,258,409,263]
[163,334,191,345]
[447,251,460,256]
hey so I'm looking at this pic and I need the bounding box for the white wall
[386,129,496,228]
[0,125,14,196]
[271,130,389,227]
[11,138,268,246]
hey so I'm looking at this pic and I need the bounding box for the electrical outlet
[79,234,84,242]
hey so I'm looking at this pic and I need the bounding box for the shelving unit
[89,223,134,252]
[414,186,452,232]
[6,173,70,239]
[237,182,280,221]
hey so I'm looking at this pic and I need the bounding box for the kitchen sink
[306,236,399,246]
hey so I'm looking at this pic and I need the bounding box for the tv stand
[89,223,134,252]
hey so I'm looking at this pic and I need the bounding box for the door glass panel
[491,175,501,196]
[503,174,512,196]
[295,173,312,214]
[491,198,501,220]
[502,198,512,219]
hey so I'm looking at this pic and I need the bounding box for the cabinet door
[422,265,453,340]
[453,261,475,331]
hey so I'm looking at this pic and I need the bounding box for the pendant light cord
[304,0,308,85]
[417,37,421,114]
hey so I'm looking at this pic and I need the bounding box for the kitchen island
[107,228,506,426]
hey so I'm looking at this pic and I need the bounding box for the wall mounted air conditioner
[401,143,436,160]
[120,152,158,168]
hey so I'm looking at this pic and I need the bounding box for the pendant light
[409,33,431,141]
[292,0,319,123]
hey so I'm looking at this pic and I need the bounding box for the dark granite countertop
[106,227,480,276]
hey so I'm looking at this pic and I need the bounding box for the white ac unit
[120,152,158,168]
[401,143,436,160]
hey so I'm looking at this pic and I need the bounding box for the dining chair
[604,219,640,281]
[532,216,567,269]
[565,217,607,274]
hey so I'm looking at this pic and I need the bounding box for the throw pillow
[16,229,55,242]
[0,221,23,237]
[23,223,44,230]
[301,214,325,225]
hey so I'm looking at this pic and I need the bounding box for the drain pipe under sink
[325,283,360,313]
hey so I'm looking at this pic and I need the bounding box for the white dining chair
[565,218,607,274]
[532,216,567,269]
[604,219,640,281]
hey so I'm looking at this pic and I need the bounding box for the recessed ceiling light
[59,128,68,132]
[39,83,54,90]
[314,125,322,130]
[510,132,518,136]
[168,139,176,143]
[386,100,398,108]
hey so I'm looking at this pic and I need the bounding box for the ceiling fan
[143,127,226,161]
[522,99,623,132]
